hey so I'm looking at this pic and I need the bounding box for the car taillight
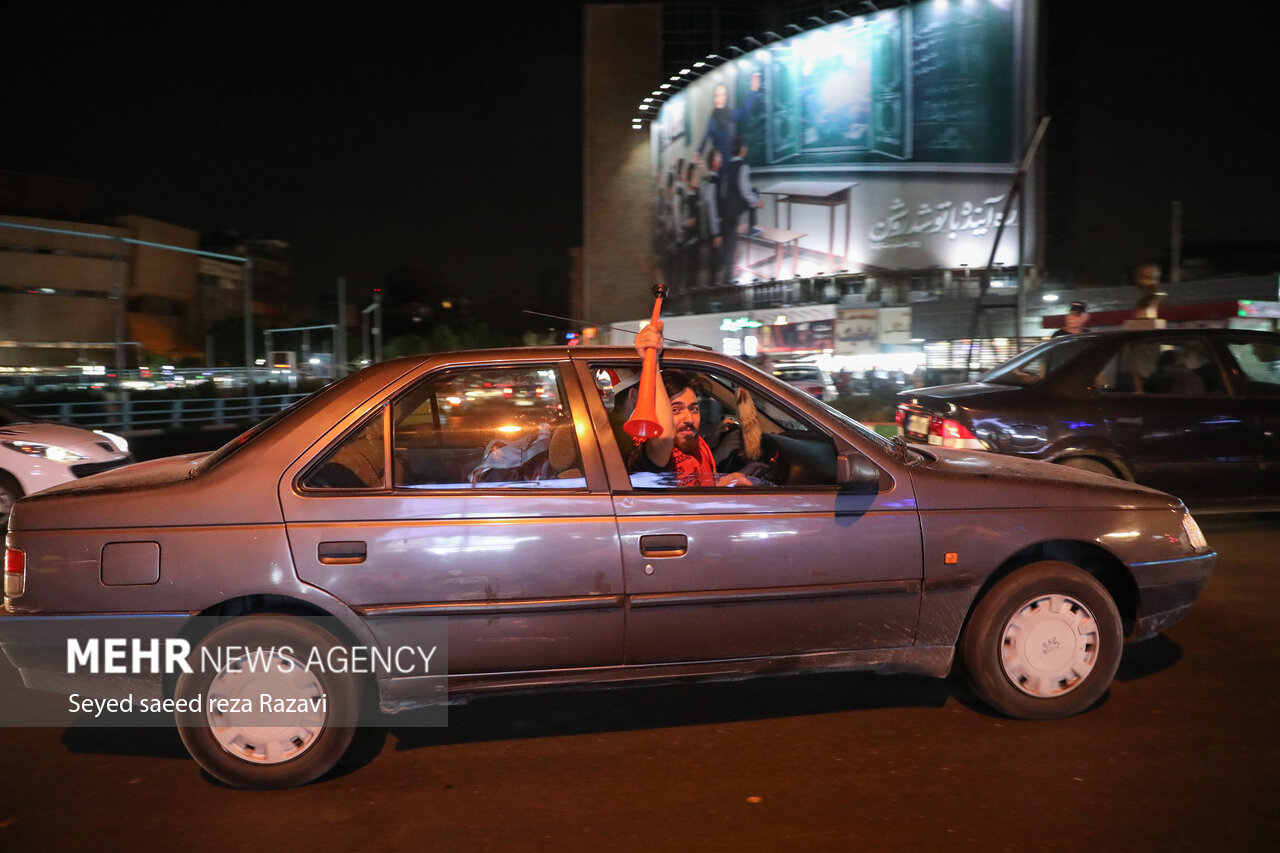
[895,407,905,426]
[929,417,984,449]
[4,547,24,598]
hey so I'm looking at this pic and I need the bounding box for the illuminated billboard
[650,0,1035,285]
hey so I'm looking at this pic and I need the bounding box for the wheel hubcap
[206,648,327,765]
[1000,593,1100,698]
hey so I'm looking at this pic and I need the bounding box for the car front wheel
[174,614,360,789]
[960,562,1123,719]
[1057,457,1116,477]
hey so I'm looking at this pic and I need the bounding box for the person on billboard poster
[680,161,705,291]
[700,149,724,287]
[659,171,684,287]
[699,72,763,243]
[719,135,764,285]
[698,72,761,165]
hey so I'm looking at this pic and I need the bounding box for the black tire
[960,562,1123,720]
[174,614,359,789]
[1057,457,1116,477]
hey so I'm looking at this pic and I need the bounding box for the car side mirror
[836,451,882,493]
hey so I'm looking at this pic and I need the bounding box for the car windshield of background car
[979,336,1094,387]
[773,367,822,382]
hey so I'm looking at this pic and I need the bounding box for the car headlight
[1181,512,1208,550]
[94,430,130,454]
[1,440,90,463]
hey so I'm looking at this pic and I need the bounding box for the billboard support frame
[965,114,1051,378]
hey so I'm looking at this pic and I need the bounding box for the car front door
[580,357,922,665]
[1220,334,1280,504]
[279,361,624,677]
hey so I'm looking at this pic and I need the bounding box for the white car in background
[771,362,839,402]
[0,403,133,520]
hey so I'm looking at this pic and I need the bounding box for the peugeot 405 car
[1,346,1215,788]
[0,403,133,522]
[896,328,1280,512]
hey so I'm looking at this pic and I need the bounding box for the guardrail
[17,393,310,435]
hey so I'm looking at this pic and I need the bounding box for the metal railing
[17,393,309,435]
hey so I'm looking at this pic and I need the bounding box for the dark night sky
[1046,0,1280,285]
[5,1,584,317]
[5,1,1278,322]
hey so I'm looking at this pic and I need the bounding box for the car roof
[1058,328,1278,343]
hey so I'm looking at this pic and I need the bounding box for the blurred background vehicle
[0,403,133,521]
[771,362,838,402]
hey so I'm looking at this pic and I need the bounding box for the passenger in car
[1147,349,1205,396]
[633,323,752,487]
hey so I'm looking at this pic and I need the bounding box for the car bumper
[1130,550,1216,641]
[0,612,192,702]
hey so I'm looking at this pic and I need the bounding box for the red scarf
[672,436,716,487]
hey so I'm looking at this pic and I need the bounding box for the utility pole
[336,276,347,378]
[242,258,255,388]
[1171,200,1182,284]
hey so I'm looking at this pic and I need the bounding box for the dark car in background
[2,345,1215,788]
[896,329,1280,512]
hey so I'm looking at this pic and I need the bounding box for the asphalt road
[0,502,1275,850]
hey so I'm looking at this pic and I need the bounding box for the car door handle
[639,534,687,558]
[318,541,367,565]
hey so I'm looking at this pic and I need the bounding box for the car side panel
[1103,393,1257,504]
[914,503,1214,645]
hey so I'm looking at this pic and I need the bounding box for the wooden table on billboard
[760,181,858,268]
[735,224,805,281]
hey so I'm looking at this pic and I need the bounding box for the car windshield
[978,336,1095,387]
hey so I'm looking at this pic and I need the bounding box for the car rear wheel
[174,614,360,789]
[960,562,1122,719]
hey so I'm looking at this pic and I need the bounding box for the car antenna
[522,309,715,351]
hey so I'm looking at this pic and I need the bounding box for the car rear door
[1100,334,1256,504]
[579,357,922,665]
[279,360,625,676]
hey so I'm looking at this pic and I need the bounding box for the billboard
[651,0,1034,286]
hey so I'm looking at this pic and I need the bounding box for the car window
[1102,338,1226,396]
[590,362,836,489]
[1224,338,1280,396]
[302,412,387,488]
[303,366,584,491]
